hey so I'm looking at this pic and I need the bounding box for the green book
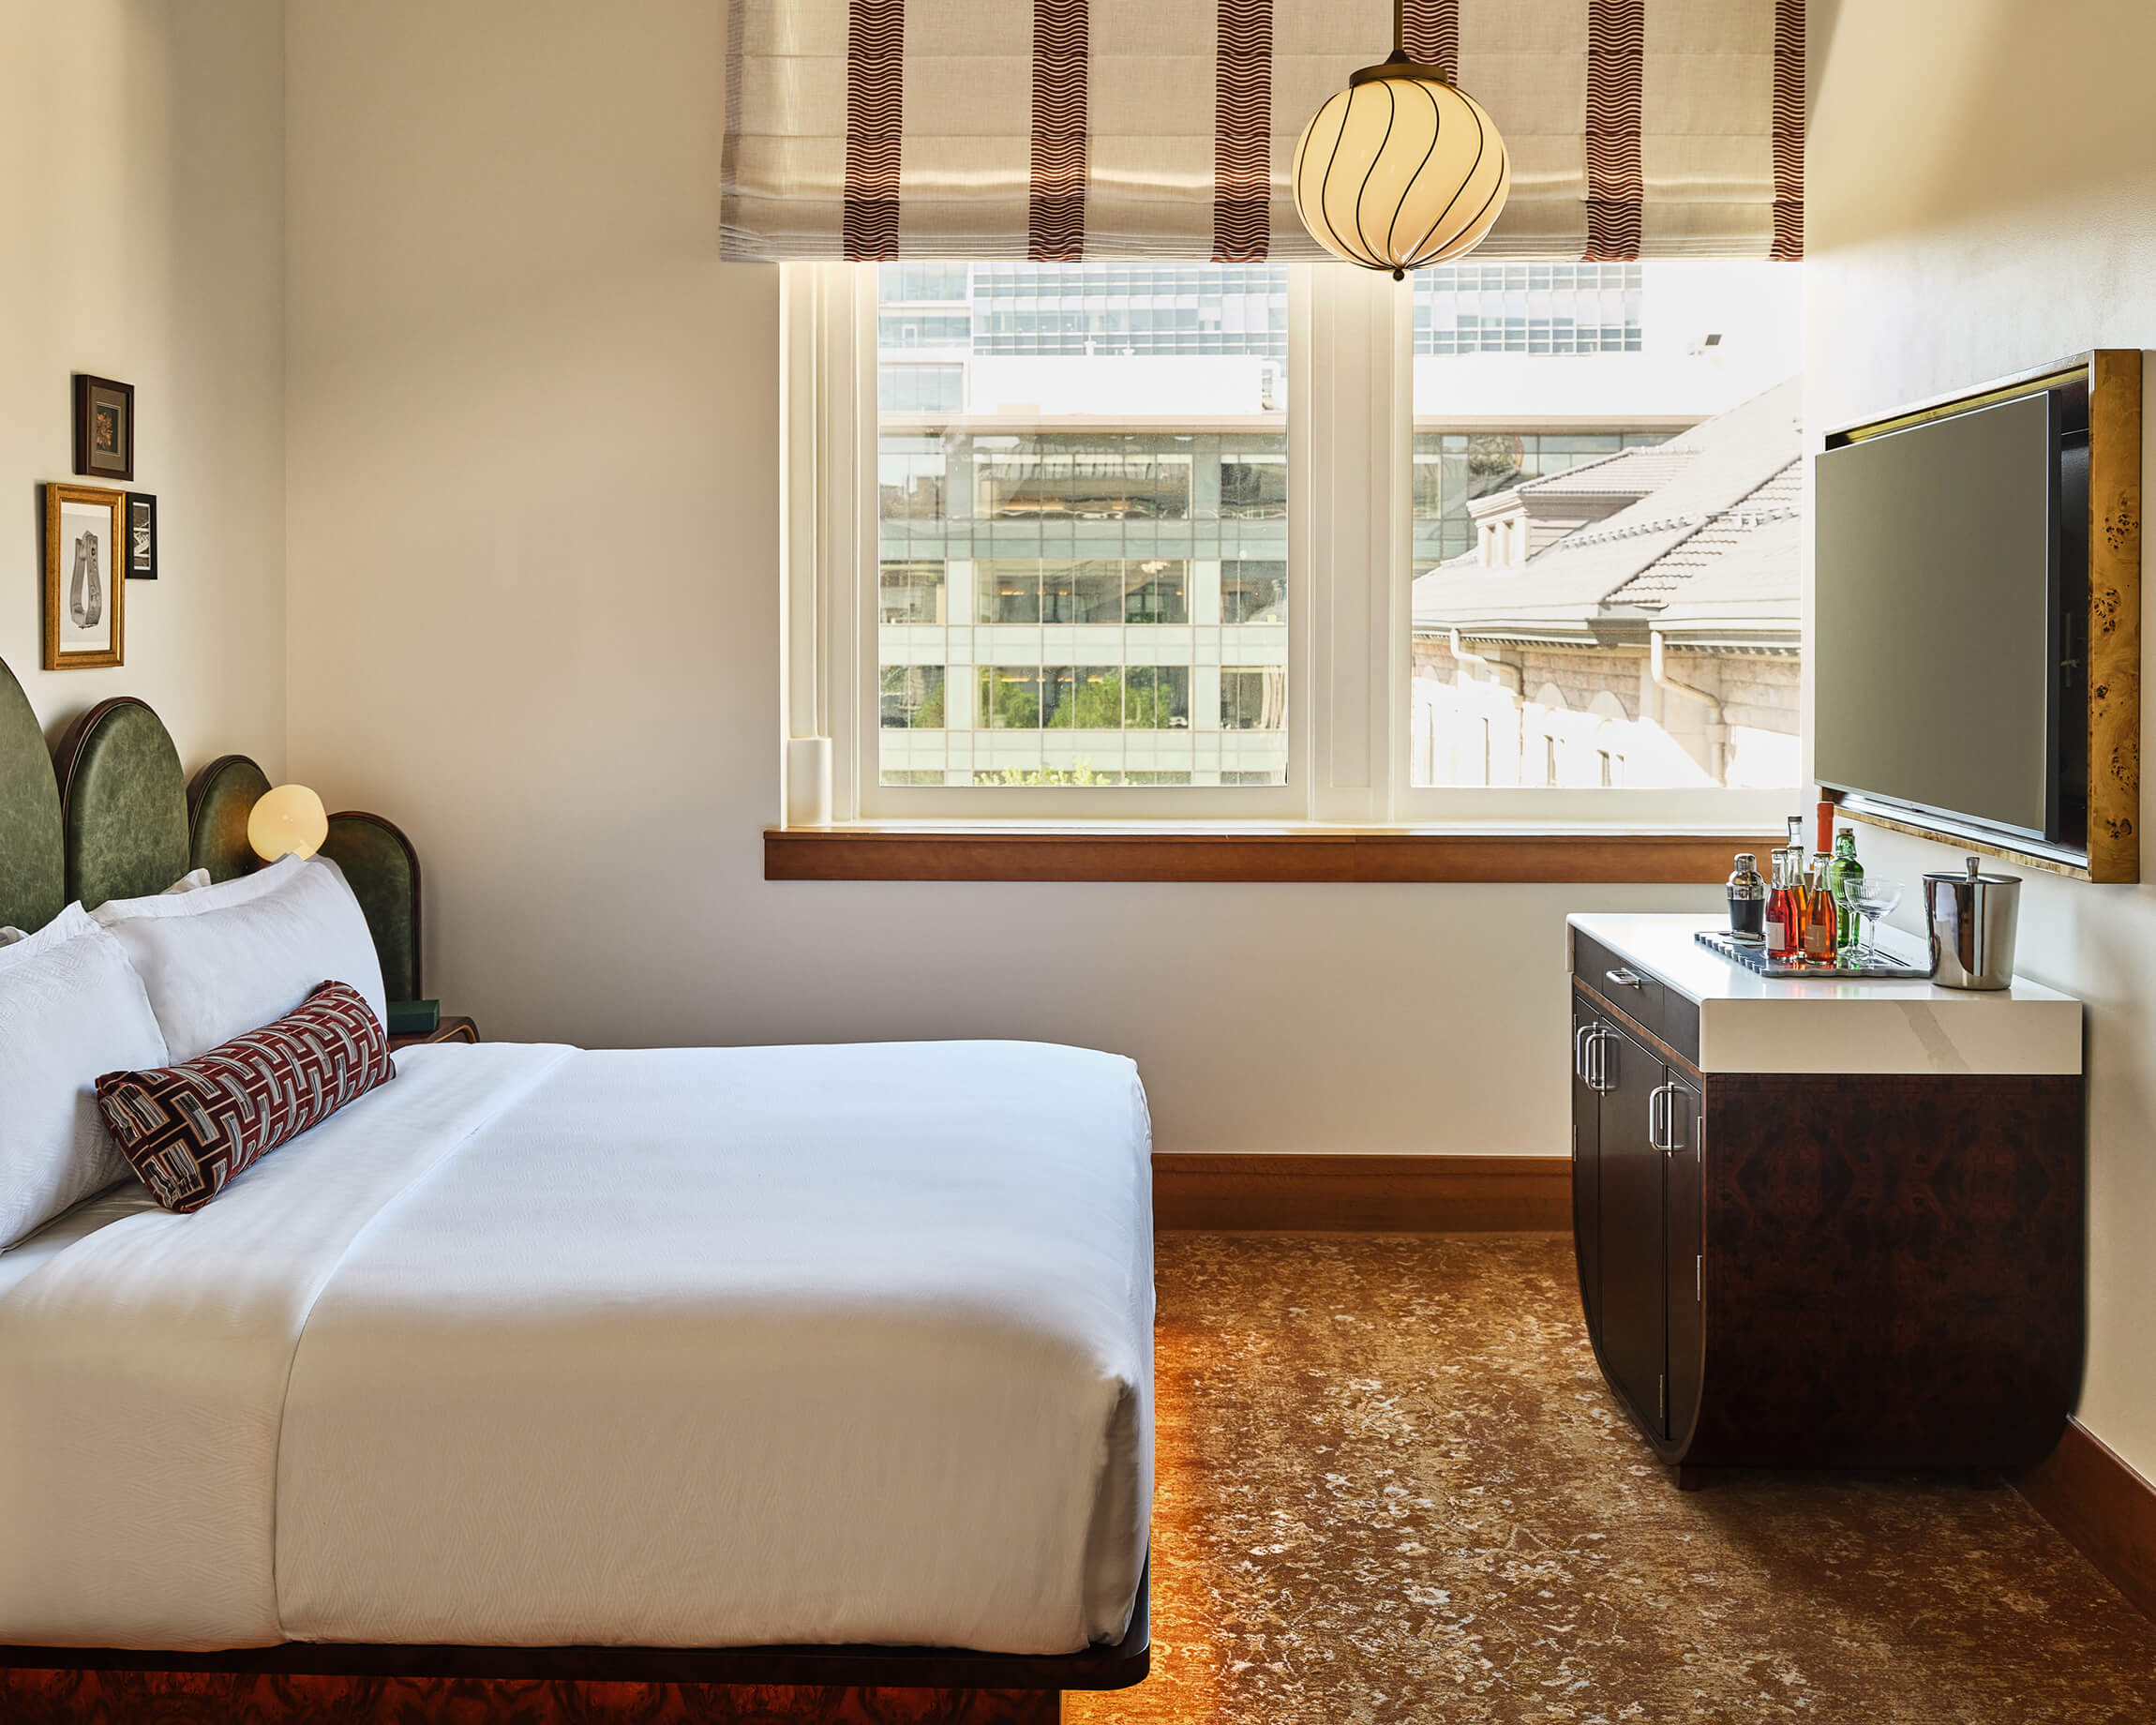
[386,998,440,1038]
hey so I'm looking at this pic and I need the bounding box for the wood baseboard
[2014,1418,2156,1621]
[1153,1153,1569,1233]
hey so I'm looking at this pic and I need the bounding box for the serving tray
[1695,927,1934,982]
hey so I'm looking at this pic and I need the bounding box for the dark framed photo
[126,492,157,579]
[43,483,125,669]
[72,374,134,483]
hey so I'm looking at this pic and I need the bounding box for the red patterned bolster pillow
[97,981,395,1214]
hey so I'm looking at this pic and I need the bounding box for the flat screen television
[1814,377,2090,863]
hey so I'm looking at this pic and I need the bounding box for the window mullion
[778,262,873,827]
[1302,264,1409,826]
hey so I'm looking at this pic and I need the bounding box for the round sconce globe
[247,784,329,862]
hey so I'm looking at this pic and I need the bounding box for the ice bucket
[1924,855,2021,991]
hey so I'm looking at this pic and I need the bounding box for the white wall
[282,0,1722,1166]
[1807,0,2156,1480]
[0,1,285,772]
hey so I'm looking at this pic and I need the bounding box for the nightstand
[388,1015,479,1053]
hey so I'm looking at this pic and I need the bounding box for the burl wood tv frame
[1822,349,2142,884]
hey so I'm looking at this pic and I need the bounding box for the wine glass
[1849,879,1905,963]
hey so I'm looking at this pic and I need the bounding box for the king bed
[0,666,1152,1722]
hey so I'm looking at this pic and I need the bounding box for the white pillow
[162,867,213,894]
[91,854,388,1063]
[0,903,171,1248]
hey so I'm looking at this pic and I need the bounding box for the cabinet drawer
[1573,929,1700,1065]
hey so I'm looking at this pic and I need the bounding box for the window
[1220,450,1287,518]
[1220,668,1286,731]
[861,262,1289,794]
[1407,260,1804,799]
[785,257,1802,825]
[1414,262,1643,356]
[880,665,945,728]
[879,365,964,412]
[1221,561,1286,624]
[878,560,945,623]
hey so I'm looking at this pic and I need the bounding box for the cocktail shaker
[1924,855,2021,990]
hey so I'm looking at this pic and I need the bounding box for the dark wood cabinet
[1568,915,2086,1481]
[1574,1008,1701,1448]
[1595,1016,1672,1438]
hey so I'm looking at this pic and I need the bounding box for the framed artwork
[126,492,157,579]
[72,375,134,483]
[43,484,125,669]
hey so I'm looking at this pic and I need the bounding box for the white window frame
[781,260,1795,832]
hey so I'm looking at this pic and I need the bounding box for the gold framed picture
[43,483,125,669]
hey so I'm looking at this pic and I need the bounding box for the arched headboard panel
[187,754,271,883]
[53,698,190,910]
[320,812,423,1003]
[0,659,65,932]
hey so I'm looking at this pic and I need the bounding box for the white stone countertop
[1568,912,2083,1076]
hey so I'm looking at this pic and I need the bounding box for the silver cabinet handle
[1589,1028,1615,1093]
[1649,1083,1688,1153]
[1606,968,1644,990]
[1573,1023,1595,1080]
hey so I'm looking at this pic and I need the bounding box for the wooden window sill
[764,825,1778,884]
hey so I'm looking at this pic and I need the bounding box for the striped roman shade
[721,0,1802,262]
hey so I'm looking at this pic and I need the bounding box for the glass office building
[874,262,1663,786]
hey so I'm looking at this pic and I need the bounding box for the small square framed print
[44,483,126,669]
[126,492,157,579]
[72,374,134,483]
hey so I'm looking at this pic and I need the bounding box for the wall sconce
[247,784,329,862]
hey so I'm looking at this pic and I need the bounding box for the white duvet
[0,1040,1153,1656]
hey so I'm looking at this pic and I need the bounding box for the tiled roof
[1412,376,1802,642]
[1601,461,1802,606]
[1510,443,1699,498]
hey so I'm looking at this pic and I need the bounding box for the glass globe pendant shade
[1294,59,1510,279]
[247,783,329,862]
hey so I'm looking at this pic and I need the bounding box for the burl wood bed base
[0,1572,1146,1723]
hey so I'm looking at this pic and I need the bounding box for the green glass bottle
[1826,828,1864,949]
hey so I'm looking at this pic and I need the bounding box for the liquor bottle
[1726,853,1766,943]
[1801,860,1840,964]
[1784,813,1810,929]
[1804,801,1836,910]
[1764,848,1803,961]
[1826,827,1864,948]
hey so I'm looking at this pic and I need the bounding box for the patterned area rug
[1069,1234,2156,1725]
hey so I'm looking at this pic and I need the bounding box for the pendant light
[1293,0,1511,279]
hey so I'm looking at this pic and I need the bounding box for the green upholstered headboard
[0,659,65,933]
[0,663,425,997]
[187,754,272,883]
[319,812,423,1002]
[52,698,189,910]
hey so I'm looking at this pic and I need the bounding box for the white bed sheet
[0,1039,1153,1657]
[0,1182,161,1300]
